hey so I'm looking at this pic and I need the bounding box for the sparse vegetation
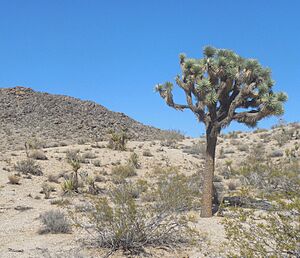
[39,210,71,234]
[111,164,137,183]
[28,150,48,160]
[223,198,300,257]
[142,149,153,157]
[75,184,197,256]
[127,152,140,169]
[14,159,43,176]
[107,130,129,151]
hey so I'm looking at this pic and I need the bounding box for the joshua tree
[156,46,287,217]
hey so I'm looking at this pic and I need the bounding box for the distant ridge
[0,86,165,151]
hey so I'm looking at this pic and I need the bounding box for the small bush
[107,130,128,151]
[159,130,185,148]
[237,144,249,152]
[76,184,196,256]
[66,149,82,164]
[28,150,48,160]
[14,159,43,176]
[82,151,97,159]
[8,175,20,185]
[223,199,300,257]
[41,183,55,199]
[155,171,201,212]
[142,149,153,157]
[39,210,71,234]
[48,174,59,183]
[127,152,140,168]
[111,164,137,182]
[182,142,206,156]
[92,159,101,167]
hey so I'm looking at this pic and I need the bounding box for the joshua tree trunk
[201,126,217,218]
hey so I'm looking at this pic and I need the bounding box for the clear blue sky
[1,0,299,137]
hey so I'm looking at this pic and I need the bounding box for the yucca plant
[156,46,287,217]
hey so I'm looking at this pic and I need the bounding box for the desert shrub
[111,164,137,179]
[92,159,101,167]
[14,159,43,176]
[66,149,82,164]
[39,210,71,234]
[237,159,300,198]
[155,171,201,212]
[223,198,300,257]
[75,184,196,256]
[142,149,153,157]
[248,143,266,162]
[28,150,48,160]
[182,142,206,156]
[82,151,97,159]
[159,129,185,148]
[8,175,20,184]
[127,152,140,169]
[107,130,128,151]
[269,149,284,158]
[25,137,44,150]
[48,174,59,183]
[237,144,249,152]
[273,127,294,147]
[42,183,55,199]
[159,129,185,141]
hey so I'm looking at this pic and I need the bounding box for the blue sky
[1,0,299,137]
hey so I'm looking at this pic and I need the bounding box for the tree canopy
[156,46,287,132]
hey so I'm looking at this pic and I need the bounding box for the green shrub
[61,179,76,194]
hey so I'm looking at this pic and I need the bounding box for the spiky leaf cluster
[156,46,287,131]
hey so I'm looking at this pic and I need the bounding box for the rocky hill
[0,86,166,151]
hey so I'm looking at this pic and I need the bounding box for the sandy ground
[0,125,298,257]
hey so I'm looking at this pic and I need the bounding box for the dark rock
[0,87,166,151]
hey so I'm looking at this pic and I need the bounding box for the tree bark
[201,127,217,218]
